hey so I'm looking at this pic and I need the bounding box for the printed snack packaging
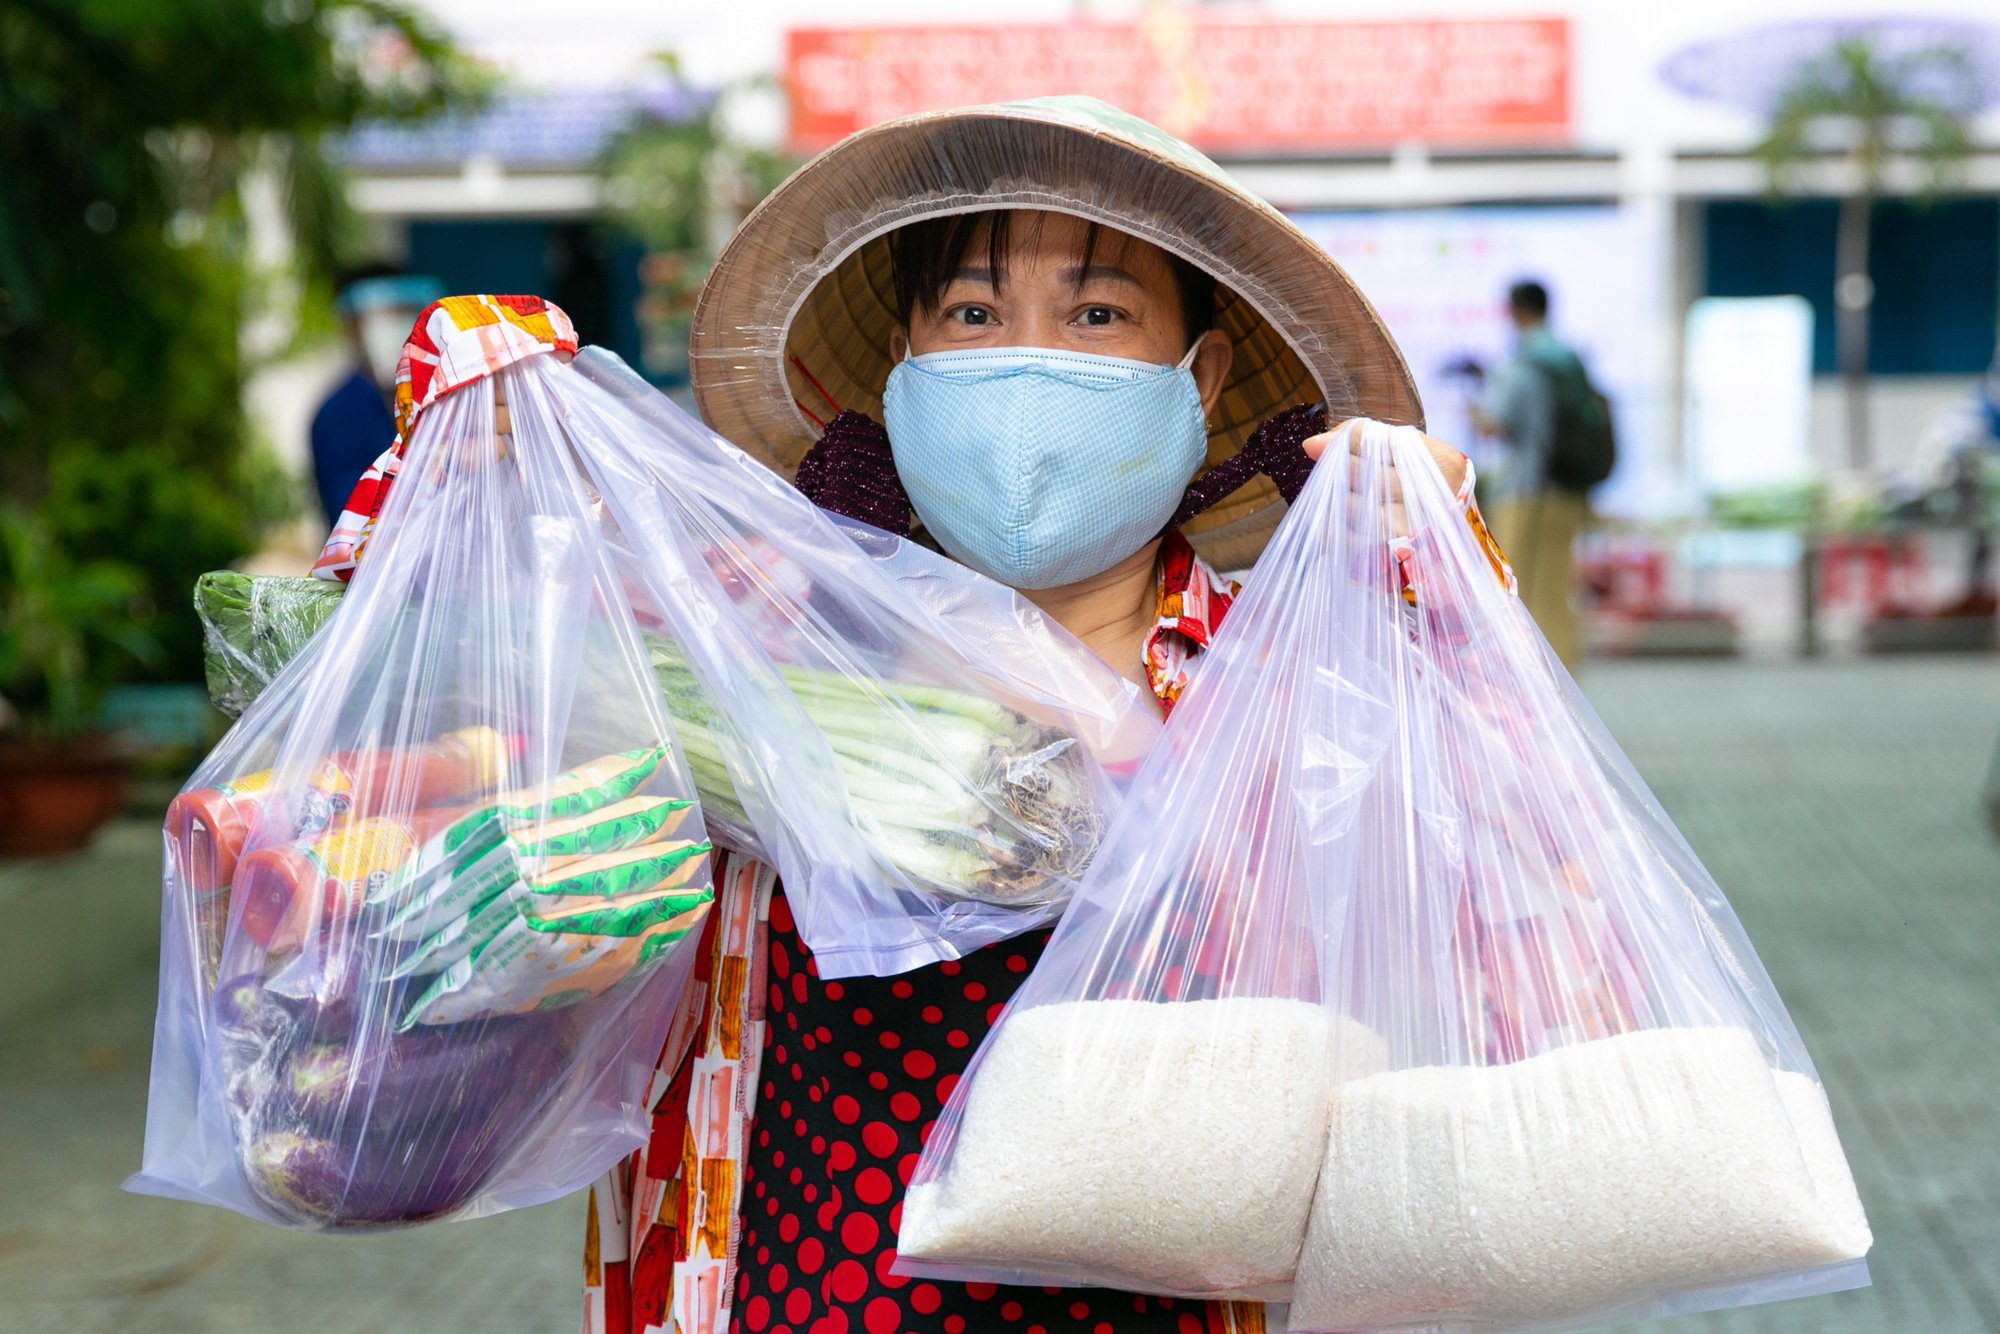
[900,423,1869,1326]
[556,349,1158,977]
[132,353,715,1232]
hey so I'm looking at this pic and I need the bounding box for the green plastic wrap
[194,572,346,718]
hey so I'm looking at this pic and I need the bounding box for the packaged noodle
[132,296,716,1232]
[902,421,1870,1325]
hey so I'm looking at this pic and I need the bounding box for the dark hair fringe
[888,211,1218,351]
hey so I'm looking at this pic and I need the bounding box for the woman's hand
[1302,420,1467,496]
[1300,419,1468,538]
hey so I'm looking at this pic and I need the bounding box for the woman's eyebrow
[1058,263,1146,288]
[949,266,998,288]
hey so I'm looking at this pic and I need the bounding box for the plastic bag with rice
[899,422,1869,1327]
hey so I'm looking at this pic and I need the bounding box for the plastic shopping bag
[899,423,1870,1323]
[558,348,1157,977]
[132,356,716,1231]
[1285,425,1871,1330]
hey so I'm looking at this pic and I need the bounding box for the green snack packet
[389,839,711,979]
[373,837,525,944]
[528,838,707,899]
[368,747,670,916]
[399,889,712,1029]
[513,795,695,859]
[525,881,713,938]
[492,747,668,824]
[523,846,712,935]
[385,881,523,980]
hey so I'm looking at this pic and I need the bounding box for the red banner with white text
[785,17,1570,154]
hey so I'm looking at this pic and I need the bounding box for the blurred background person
[311,270,445,528]
[1474,279,1613,671]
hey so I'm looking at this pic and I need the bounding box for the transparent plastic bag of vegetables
[901,421,1871,1323]
[130,337,716,1231]
[558,348,1157,977]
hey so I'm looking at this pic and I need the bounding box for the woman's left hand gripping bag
[129,296,720,1231]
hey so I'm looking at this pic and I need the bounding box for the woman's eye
[1079,306,1117,327]
[951,306,993,326]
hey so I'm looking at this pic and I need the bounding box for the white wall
[1288,205,1671,517]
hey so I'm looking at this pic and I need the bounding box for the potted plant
[0,503,160,855]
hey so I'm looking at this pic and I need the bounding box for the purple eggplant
[274,1019,523,1131]
[277,1044,363,1127]
[214,974,357,1046]
[245,1130,351,1223]
[214,975,296,1040]
[241,1014,576,1227]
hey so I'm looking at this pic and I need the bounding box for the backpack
[1522,339,1616,492]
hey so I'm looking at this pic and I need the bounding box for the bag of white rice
[900,998,1363,1295]
[897,421,1404,1297]
[1290,1027,1871,1331]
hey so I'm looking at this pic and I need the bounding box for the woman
[581,98,1508,1334]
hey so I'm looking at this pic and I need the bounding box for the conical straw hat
[691,96,1423,570]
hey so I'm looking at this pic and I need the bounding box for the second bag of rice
[1273,425,1871,1330]
[1291,1027,1870,1331]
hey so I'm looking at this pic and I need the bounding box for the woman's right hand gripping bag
[898,423,1871,1323]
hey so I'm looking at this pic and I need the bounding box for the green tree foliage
[1755,34,1978,469]
[0,501,159,738]
[0,0,480,716]
[600,63,794,382]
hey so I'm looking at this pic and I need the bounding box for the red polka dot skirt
[736,890,1225,1334]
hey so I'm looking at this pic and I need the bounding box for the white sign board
[1285,206,1654,516]
[1682,296,1815,495]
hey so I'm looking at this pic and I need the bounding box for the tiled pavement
[1595,659,2000,1334]
[1,658,1995,1334]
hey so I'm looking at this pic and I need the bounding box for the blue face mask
[880,344,1209,590]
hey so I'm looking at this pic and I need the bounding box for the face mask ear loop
[1175,339,1203,372]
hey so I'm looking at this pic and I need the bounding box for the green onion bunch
[647,641,1103,906]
